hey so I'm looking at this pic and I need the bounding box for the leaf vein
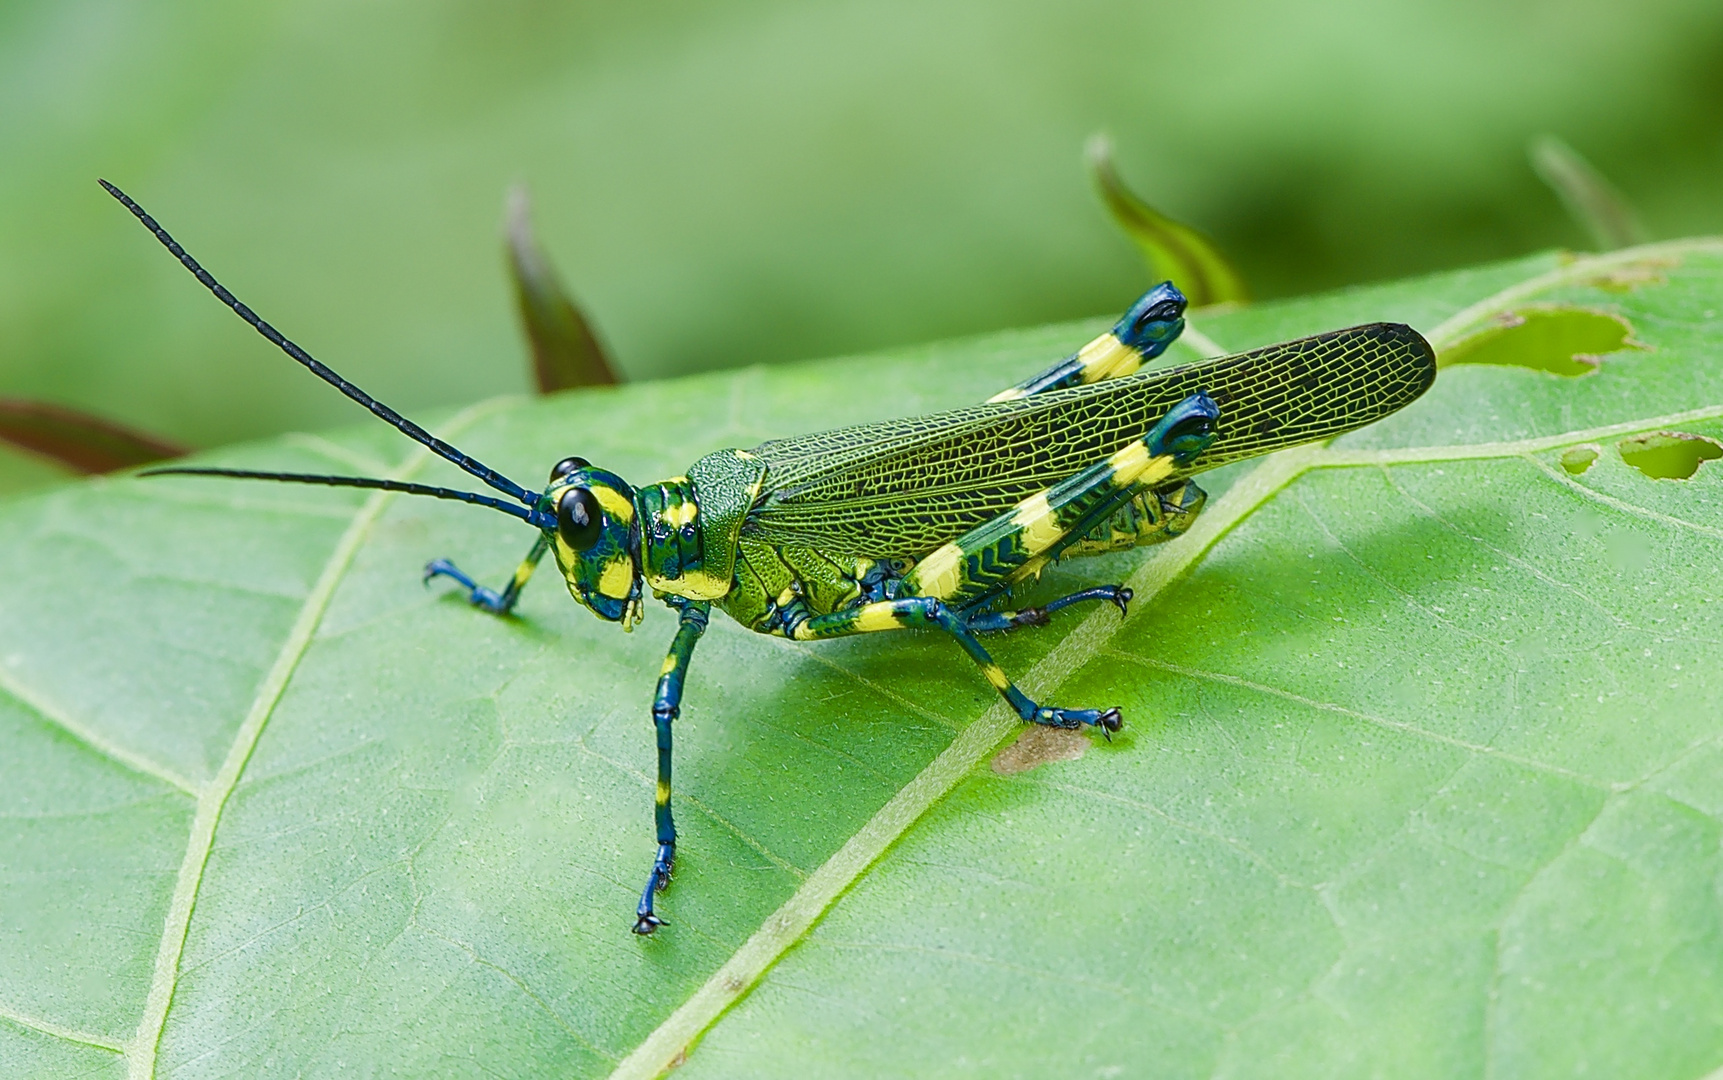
[122,399,512,1080]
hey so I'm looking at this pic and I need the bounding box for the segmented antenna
[141,466,556,528]
[99,180,541,509]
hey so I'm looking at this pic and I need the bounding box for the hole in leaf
[1559,445,1600,475]
[1441,306,1636,377]
[992,725,1089,775]
[1617,432,1723,480]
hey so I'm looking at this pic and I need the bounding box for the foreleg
[424,533,551,615]
[633,598,711,935]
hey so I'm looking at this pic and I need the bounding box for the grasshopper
[104,182,1436,934]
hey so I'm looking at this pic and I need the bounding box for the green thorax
[634,448,768,602]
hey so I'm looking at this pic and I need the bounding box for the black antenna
[140,467,556,528]
[100,180,541,509]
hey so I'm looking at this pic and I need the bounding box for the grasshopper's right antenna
[99,179,543,510]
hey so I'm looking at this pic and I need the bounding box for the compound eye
[556,487,603,551]
[549,456,590,483]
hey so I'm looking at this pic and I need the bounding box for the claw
[1111,587,1133,618]
[632,913,665,935]
[1097,707,1123,739]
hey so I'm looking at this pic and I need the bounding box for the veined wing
[745,322,1434,557]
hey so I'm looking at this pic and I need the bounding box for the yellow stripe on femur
[1011,492,1065,555]
[854,602,904,632]
[1107,442,1177,489]
[907,543,964,599]
[1077,334,1142,383]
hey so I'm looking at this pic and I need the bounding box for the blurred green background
[2,0,1722,455]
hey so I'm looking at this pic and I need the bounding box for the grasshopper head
[1113,281,1187,357]
[542,456,645,630]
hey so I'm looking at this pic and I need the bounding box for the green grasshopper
[104,181,1436,934]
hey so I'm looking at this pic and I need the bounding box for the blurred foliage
[2,0,1722,450]
[0,397,184,473]
[1087,133,1249,306]
[505,184,619,393]
[1530,134,1650,251]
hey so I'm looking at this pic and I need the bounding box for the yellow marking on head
[985,386,1029,403]
[660,501,698,528]
[660,654,678,676]
[854,603,903,633]
[908,543,964,600]
[1011,492,1064,555]
[1107,442,1177,488]
[592,486,634,522]
[1077,334,1141,384]
[981,663,1011,690]
[598,557,634,598]
[655,780,670,804]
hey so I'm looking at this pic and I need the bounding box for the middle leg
[788,597,1120,732]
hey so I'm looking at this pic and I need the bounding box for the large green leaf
[3,241,1723,1078]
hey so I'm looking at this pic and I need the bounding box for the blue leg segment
[790,597,1121,734]
[635,598,711,935]
[424,533,551,615]
[962,585,1133,632]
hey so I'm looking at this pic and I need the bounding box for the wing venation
[744,323,1435,557]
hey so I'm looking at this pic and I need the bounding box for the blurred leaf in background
[1,0,1721,451]
[0,399,185,496]
[505,183,619,393]
[1087,132,1249,306]
[1529,134,1650,251]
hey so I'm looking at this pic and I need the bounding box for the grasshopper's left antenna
[99,179,543,511]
